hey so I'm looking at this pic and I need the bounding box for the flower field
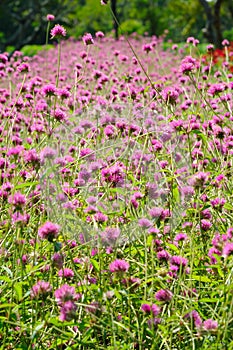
[0,27,233,349]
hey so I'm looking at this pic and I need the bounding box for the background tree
[0,0,77,53]
[199,0,223,48]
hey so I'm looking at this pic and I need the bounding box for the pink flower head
[141,303,160,316]
[101,0,109,4]
[38,221,60,241]
[138,218,152,229]
[47,14,55,21]
[203,319,218,331]
[180,55,200,75]
[41,83,57,96]
[170,255,188,267]
[109,259,130,273]
[17,62,30,73]
[184,310,202,328]
[54,284,81,306]
[222,39,230,46]
[51,24,66,39]
[52,253,64,269]
[96,31,105,38]
[201,219,212,231]
[31,280,52,299]
[222,242,233,258]
[155,289,173,302]
[8,192,26,207]
[101,227,120,246]
[0,54,8,64]
[59,300,77,321]
[207,44,214,52]
[83,33,94,46]
[58,268,74,279]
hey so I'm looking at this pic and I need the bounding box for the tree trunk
[111,0,119,40]
[199,0,223,48]
[214,0,223,48]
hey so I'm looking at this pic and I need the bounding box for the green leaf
[1,266,13,278]
[224,203,233,211]
[199,298,222,303]
[31,321,45,339]
[191,275,212,282]
[0,303,16,309]
[0,276,11,283]
[167,243,179,253]
[15,181,38,189]
[90,259,100,272]
[14,282,24,301]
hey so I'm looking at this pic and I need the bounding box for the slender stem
[56,41,61,89]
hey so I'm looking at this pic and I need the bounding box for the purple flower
[31,280,52,299]
[155,289,173,302]
[54,284,81,306]
[180,55,200,75]
[157,250,170,261]
[210,197,226,209]
[17,62,30,73]
[93,211,108,223]
[222,39,230,46]
[189,171,209,188]
[170,255,188,267]
[207,44,214,51]
[101,227,120,246]
[59,300,77,321]
[208,83,226,96]
[222,242,233,258]
[41,83,57,96]
[162,86,180,105]
[208,247,221,264]
[52,253,64,269]
[8,192,26,207]
[47,14,55,21]
[109,259,130,273]
[141,304,151,313]
[147,317,161,329]
[58,268,74,279]
[38,221,60,241]
[174,233,187,242]
[143,43,153,53]
[138,218,152,229]
[95,31,104,38]
[40,147,57,163]
[201,219,212,231]
[203,319,218,331]
[141,303,160,316]
[83,33,94,45]
[53,108,67,122]
[11,212,30,225]
[51,24,66,39]
[149,207,164,219]
[184,310,202,328]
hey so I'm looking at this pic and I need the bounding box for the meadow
[0,24,233,349]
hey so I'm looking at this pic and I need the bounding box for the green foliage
[223,28,233,41]
[120,19,146,35]
[20,44,53,57]
[67,0,112,38]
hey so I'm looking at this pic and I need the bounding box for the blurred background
[0,0,232,54]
